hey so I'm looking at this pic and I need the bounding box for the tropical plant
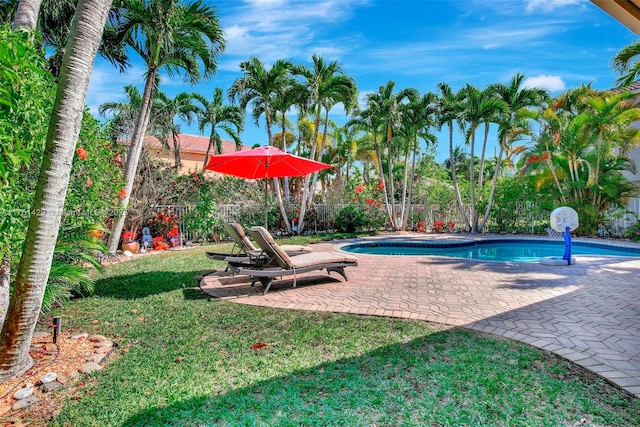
[0,25,55,325]
[350,81,418,230]
[228,57,294,232]
[477,73,547,232]
[194,87,244,168]
[0,0,113,381]
[524,87,640,234]
[456,83,507,233]
[611,40,640,88]
[334,204,370,233]
[106,0,225,254]
[99,84,143,144]
[182,184,222,242]
[150,90,198,168]
[292,54,358,234]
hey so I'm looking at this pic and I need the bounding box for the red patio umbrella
[204,145,331,228]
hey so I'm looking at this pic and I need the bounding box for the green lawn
[46,243,639,426]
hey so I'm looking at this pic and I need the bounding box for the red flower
[86,178,93,187]
[119,188,127,199]
[76,147,88,160]
[122,230,137,242]
[378,180,384,190]
[251,342,269,350]
[355,183,364,193]
[113,153,122,165]
[168,227,179,238]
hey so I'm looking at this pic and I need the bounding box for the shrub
[334,205,370,233]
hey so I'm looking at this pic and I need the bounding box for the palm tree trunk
[372,133,394,226]
[12,0,42,29]
[0,253,10,328]
[297,108,322,234]
[402,136,418,230]
[399,144,410,231]
[479,144,504,232]
[203,133,215,169]
[469,131,478,233]
[281,112,291,206]
[265,108,291,233]
[478,122,489,190]
[386,124,399,230]
[0,0,112,381]
[171,132,181,169]
[449,125,470,231]
[108,68,157,253]
[307,110,330,206]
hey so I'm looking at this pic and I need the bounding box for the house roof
[609,80,640,94]
[591,0,640,36]
[144,134,251,155]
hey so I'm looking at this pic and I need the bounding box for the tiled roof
[608,80,640,94]
[144,134,251,154]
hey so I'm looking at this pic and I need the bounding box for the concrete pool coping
[200,232,640,399]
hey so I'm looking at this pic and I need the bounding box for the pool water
[341,239,640,262]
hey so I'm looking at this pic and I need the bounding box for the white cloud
[523,74,566,92]
[525,0,585,13]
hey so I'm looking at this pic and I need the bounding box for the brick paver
[200,234,640,398]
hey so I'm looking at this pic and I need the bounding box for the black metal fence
[146,199,640,243]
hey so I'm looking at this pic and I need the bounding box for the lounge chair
[206,223,312,270]
[237,226,358,294]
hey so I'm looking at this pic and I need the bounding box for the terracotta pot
[122,242,140,254]
[417,221,426,233]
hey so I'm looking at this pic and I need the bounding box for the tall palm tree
[271,78,306,205]
[228,57,294,231]
[0,0,112,381]
[152,90,199,168]
[436,82,469,230]
[193,88,244,169]
[612,40,640,88]
[478,73,547,231]
[458,84,506,233]
[367,81,418,230]
[292,54,358,234]
[106,0,224,254]
[395,92,438,230]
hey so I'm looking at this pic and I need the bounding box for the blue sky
[86,0,638,161]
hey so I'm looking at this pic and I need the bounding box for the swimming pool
[340,239,640,262]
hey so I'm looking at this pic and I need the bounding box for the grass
[42,241,639,426]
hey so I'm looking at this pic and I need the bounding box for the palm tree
[436,82,470,229]
[106,0,225,254]
[395,92,438,230]
[193,88,244,169]
[228,57,294,231]
[292,54,358,234]
[99,84,143,143]
[612,40,640,88]
[367,81,418,230]
[0,0,112,381]
[478,73,547,231]
[271,79,306,205]
[457,84,506,232]
[152,90,199,168]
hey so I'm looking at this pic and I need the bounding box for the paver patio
[200,234,640,399]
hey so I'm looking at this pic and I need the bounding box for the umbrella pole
[264,178,268,229]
